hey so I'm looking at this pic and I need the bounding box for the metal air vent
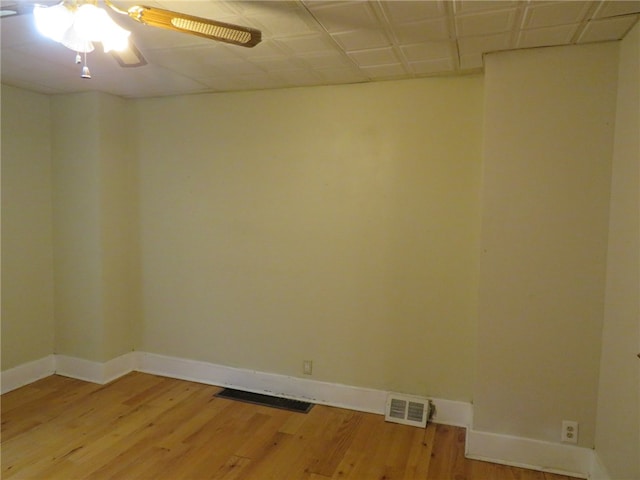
[384,393,432,428]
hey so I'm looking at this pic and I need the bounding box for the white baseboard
[0,351,470,427]
[0,355,56,394]
[466,429,594,479]
[103,352,139,383]
[590,450,612,480]
[5,352,602,479]
[137,352,473,426]
[55,352,137,384]
[431,397,473,428]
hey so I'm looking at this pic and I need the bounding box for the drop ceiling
[1,0,639,98]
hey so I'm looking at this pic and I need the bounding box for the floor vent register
[215,388,314,413]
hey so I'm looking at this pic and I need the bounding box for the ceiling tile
[1,47,81,90]
[274,34,339,55]
[3,0,640,98]
[304,1,380,33]
[332,29,391,51]
[409,57,455,75]
[455,8,518,37]
[347,47,400,66]
[10,38,89,65]
[251,56,307,72]
[222,60,272,76]
[392,18,451,43]
[104,65,210,98]
[578,15,640,42]
[228,1,300,17]
[360,62,408,78]
[517,24,578,48]
[143,45,243,77]
[522,1,592,28]
[316,66,368,84]
[232,41,289,60]
[3,39,213,99]
[200,71,289,92]
[196,75,249,92]
[400,41,454,62]
[297,52,354,69]
[457,32,511,57]
[453,0,520,15]
[246,9,319,38]
[593,0,640,18]
[273,69,324,86]
[382,1,447,23]
[234,72,289,90]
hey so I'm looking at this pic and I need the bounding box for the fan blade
[110,40,147,68]
[126,5,261,48]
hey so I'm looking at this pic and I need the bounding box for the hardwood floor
[1,372,577,479]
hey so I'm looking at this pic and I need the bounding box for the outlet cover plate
[561,420,578,443]
[303,360,312,375]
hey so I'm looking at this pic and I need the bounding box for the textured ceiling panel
[579,14,640,42]
[1,0,638,97]
[522,1,593,28]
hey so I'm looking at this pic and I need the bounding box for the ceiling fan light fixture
[28,0,261,81]
[33,1,130,53]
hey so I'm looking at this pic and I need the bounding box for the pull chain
[81,51,91,79]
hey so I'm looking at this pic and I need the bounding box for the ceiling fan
[0,0,262,77]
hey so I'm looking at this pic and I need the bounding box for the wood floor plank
[328,411,379,478]
[1,373,581,480]
[211,455,253,480]
[232,407,291,459]
[427,423,467,479]
[307,410,361,477]
[402,422,436,479]
[334,414,396,480]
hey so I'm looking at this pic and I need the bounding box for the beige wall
[474,43,619,447]
[2,36,636,461]
[1,85,55,369]
[595,23,640,479]
[97,95,142,360]
[51,93,104,361]
[136,77,484,400]
[51,92,138,362]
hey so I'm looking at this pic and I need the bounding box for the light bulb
[61,27,94,53]
[73,3,130,52]
[33,3,74,42]
[74,4,107,41]
[102,23,131,52]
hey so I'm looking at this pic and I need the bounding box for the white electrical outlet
[303,360,313,375]
[561,420,578,443]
